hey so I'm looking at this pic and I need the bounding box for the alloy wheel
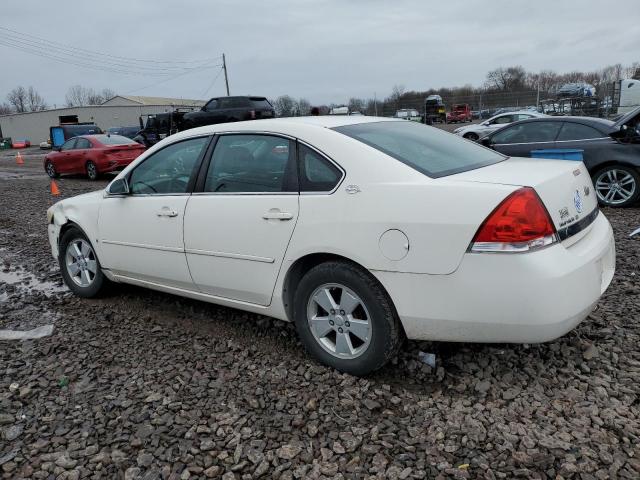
[595,168,636,205]
[87,162,97,180]
[65,239,98,287]
[46,162,56,178]
[306,283,372,359]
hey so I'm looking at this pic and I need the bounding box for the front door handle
[262,209,293,221]
[157,208,178,218]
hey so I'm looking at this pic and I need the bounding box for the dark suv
[182,96,275,129]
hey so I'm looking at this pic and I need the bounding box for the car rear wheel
[59,227,108,298]
[464,132,479,141]
[593,165,640,208]
[86,161,98,181]
[293,261,402,376]
[45,161,59,178]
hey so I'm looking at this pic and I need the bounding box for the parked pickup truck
[446,104,473,123]
[182,96,275,129]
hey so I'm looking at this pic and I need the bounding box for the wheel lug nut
[338,327,343,333]
[330,309,335,315]
[345,321,350,327]
[329,320,334,325]
[340,310,345,315]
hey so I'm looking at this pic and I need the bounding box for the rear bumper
[373,212,615,343]
[97,158,136,173]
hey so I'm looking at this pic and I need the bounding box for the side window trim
[193,132,299,195]
[297,140,346,195]
[493,121,562,145]
[126,135,213,196]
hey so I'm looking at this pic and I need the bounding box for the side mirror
[107,177,130,196]
[480,137,493,147]
[481,121,490,126]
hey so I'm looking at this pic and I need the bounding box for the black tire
[58,227,108,298]
[464,132,479,141]
[45,161,59,178]
[293,261,402,376]
[86,161,99,181]
[592,165,640,208]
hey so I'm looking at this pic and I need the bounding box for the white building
[0,96,206,143]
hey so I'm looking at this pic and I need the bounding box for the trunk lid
[452,157,598,239]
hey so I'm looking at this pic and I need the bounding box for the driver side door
[55,138,78,173]
[98,135,211,289]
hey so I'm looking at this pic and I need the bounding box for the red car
[44,135,146,180]
[12,138,31,148]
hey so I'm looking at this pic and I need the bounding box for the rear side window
[204,134,297,193]
[493,121,562,144]
[251,98,273,109]
[333,121,504,178]
[557,122,603,141]
[298,144,342,192]
[75,138,92,149]
[219,97,251,108]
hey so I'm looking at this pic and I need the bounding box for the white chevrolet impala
[47,116,615,375]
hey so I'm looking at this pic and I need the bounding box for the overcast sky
[1,0,638,106]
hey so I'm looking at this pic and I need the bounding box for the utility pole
[374,92,378,116]
[536,81,540,110]
[222,53,230,96]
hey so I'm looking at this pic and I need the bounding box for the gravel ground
[1,148,639,480]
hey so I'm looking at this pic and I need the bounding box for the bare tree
[0,103,12,115]
[348,97,365,113]
[66,85,115,106]
[273,95,296,117]
[26,86,47,111]
[389,85,405,109]
[295,98,311,116]
[7,86,28,113]
[485,66,527,91]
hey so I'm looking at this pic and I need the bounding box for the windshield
[333,121,505,178]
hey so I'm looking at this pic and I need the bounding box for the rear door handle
[157,208,178,217]
[262,209,293,221]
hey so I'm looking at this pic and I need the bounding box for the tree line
[2,61,638,117]
[0,85,116,115]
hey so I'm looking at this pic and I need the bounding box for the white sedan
[47,116,615,375]
[454,111,547,141]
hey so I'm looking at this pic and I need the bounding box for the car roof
[515,115,614,129]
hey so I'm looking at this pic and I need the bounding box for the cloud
[0,0,637,105]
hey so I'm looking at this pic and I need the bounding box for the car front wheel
[463,132,479,141]
[293,261,402,376]
[593,165,640,207]
[59,227,108,297]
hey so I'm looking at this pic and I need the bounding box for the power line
[0,25,221,67]
[127,62,222,95]
[201,67,225,98]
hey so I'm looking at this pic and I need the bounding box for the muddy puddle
[0,267,68,302]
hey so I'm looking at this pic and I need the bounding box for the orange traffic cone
[51,180,60,196]
[16,152,24,165]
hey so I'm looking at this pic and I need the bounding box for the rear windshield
[251,98,273,109]
[333,121,505,178]
[64,125,102,136]
[94,134,138,145]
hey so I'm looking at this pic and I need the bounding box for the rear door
[555,121,616,170]
[73,137,93,172]
[183,133,299,305]
[490,121,562,157]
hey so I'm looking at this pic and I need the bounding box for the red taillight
[470,187,557,253]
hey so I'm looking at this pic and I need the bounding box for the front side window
[556,122,603,141]
[205,99,218,111]
[61,139,77,151]
[334,121,504,178]
[298,144,341,192]
[204,134,296,193]
[129,136,208,194]
[492,122,562,144]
